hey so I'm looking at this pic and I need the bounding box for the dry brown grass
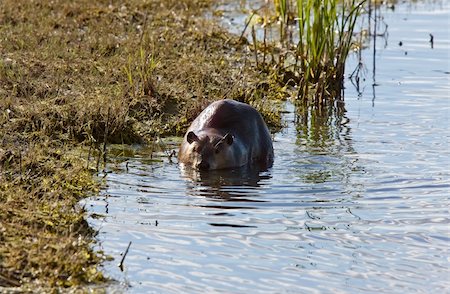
[0,0,282,143]
[0,142,105,288]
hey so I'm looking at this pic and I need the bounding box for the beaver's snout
[197,161,210,170]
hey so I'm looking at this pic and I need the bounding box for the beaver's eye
[192,146,197,152]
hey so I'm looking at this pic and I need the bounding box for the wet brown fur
[179,99,274,170]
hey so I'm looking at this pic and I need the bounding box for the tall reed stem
[270,0,366,105]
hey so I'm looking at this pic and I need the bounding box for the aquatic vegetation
[248,0,366,106]
[295,0,365,105]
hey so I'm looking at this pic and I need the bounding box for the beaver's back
[189,99,263,134]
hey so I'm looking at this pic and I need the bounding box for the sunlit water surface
[82,2,450,293]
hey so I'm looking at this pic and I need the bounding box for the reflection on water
[181,166,271,204]
[296,102,349,149]
[82,2,450,293]
[181,165,269,188]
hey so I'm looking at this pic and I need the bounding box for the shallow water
[82,2,450,293]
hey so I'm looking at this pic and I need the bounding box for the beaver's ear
[223,133,234,145]
[187,131,199,144]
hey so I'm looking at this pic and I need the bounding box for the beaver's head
[183,131,235,170]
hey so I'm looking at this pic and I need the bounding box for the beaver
[179,99,274,170]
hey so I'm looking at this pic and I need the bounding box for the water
[82,2,450,293]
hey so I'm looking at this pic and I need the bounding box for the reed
[274,0,288,40]
[297,0,365,105]
[269,0,365,106]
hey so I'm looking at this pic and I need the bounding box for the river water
[82,2,450,293]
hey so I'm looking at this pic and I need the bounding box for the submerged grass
[0,0,284,290]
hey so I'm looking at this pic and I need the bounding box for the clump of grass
[246,0,365,106]
[123,47,160,108]
[295,0,365,105]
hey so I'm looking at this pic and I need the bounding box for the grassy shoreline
[0,0,284,290]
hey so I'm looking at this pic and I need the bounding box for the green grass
[295,0,365,105]
[253,0,365,106]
